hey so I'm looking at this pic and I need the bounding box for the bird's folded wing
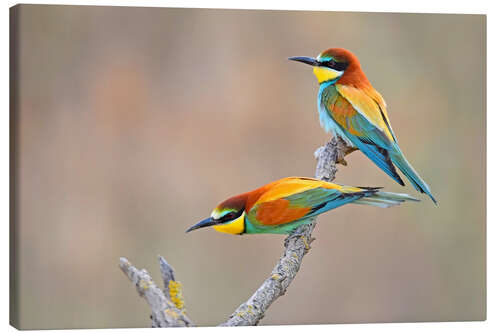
[248,182,365,226]
[335,84,397,145]
[327,85,405,185]
[254,177,342,204]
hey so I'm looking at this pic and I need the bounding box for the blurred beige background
[11,4,486,329]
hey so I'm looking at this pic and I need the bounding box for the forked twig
[119,136,352,326]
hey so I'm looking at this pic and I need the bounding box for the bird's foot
[337,157,348,166]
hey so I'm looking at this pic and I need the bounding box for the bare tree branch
[119,257,193,327]
[220,136,350,326]
[119,136,352,327]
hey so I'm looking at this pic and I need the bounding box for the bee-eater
[289,48,436,203]
[186,177,418,235]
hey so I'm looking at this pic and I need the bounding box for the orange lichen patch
[168,280,185,310]
[256,199,310,226]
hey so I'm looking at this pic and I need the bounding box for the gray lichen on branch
[119,257,193,327]
[219,222,316,326]
[220,136,349,326]
[119,136,352,327]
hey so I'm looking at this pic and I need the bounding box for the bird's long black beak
[186,217,217,233]
[288,56,319,66]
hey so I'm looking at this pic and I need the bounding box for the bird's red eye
[224,212,237,220]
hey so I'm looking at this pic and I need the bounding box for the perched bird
[186,177,418,235]
[289,48,436,203]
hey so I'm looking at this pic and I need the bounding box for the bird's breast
[317,86,354,146]
[318,104,336,134]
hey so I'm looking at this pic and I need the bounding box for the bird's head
[186,194,247,235]
[289,48,360,84]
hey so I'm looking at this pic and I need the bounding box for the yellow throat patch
[313,66,343,83]
[213,212,245,234]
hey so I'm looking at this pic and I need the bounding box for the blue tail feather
[389,150,437,204]
[349,136,405,186]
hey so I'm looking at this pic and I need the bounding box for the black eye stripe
[324,60,348,71]
[216,208,244,223]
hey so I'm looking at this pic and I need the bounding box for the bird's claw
[337,157,348,166]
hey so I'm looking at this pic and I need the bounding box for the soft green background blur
[11,4,486,329]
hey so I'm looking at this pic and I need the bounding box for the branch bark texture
[119,136,351,327]
[220,136,350,326]
[119,256,193,327]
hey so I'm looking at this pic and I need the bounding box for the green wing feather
[246,187,366,234]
